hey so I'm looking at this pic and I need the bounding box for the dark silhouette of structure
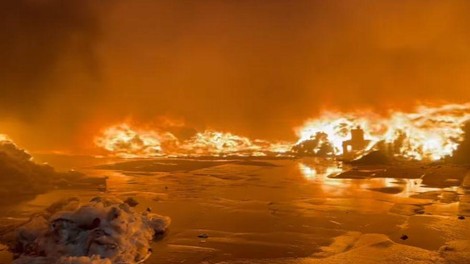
[342,126,370,158]
[452,122,470,163]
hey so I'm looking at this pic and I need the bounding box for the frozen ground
[1,156,470,263]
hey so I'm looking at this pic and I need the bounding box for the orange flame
[94,124,291,158]
[179,130,263,156]
[95,103,470,160]
[296,103,470,160]
[94,124,178,158]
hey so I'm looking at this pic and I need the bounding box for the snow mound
[0,139,94,198]
[1,197,170,264]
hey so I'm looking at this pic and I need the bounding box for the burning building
[341,126,371,159]
[294,104,470,161]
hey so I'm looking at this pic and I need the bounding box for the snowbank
[1,197,170,263]
[0,139,102,199]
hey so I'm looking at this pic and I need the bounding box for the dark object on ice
[198,233,209,239]
[452,122,470,164]
[350,150,390,165]
[368,186,403,194]
[400,234,409,240]
[124,197,139,207]
[458,215,465,220]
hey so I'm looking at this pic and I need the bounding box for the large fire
[94,103,470,160]
[179,131,268,156]
[94,124,178,158]
[94,124,291,158]
[295,103,470,160]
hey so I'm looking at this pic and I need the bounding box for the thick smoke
[2,1,470,151]
[0,0,103,119]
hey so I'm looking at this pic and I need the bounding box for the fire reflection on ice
[297,160,457,198]
[298,162,343,181]
[298,163,317,179]
[298,159,347,194]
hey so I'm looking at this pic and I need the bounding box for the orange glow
[96,103,470,160]
[296,103,470,160]
[179,130,292,156]
[94,123,178,158]
[0,134,10,142]
[179,130,265,156]
[94,123,291,158]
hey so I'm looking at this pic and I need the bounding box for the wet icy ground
[1,157,470,263]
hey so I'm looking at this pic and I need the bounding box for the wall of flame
[94,103,470,161]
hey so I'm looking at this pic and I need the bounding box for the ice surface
[2,157,470,263]
[215,232,459,264]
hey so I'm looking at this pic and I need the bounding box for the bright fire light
[95,103,470,160]
[0,134,10,142]
[94,124,178,158]
[295,103,470,160]
[94,124,291,158]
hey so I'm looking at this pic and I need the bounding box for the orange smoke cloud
[3,1,470,153]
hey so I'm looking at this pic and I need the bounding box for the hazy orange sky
[1,0,470,152]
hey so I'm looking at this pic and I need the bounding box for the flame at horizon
[94,124,178,158]
[94,103,470,160]
[296,103,470,160]
[94,124,292,158]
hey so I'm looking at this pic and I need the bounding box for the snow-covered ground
[1,156,469,263]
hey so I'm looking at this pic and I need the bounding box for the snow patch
[1,197,170,263]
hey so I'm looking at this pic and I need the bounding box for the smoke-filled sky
[2,0,470,152]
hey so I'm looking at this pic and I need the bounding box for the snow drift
[1,197,170,263]
[0,138,102,199]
